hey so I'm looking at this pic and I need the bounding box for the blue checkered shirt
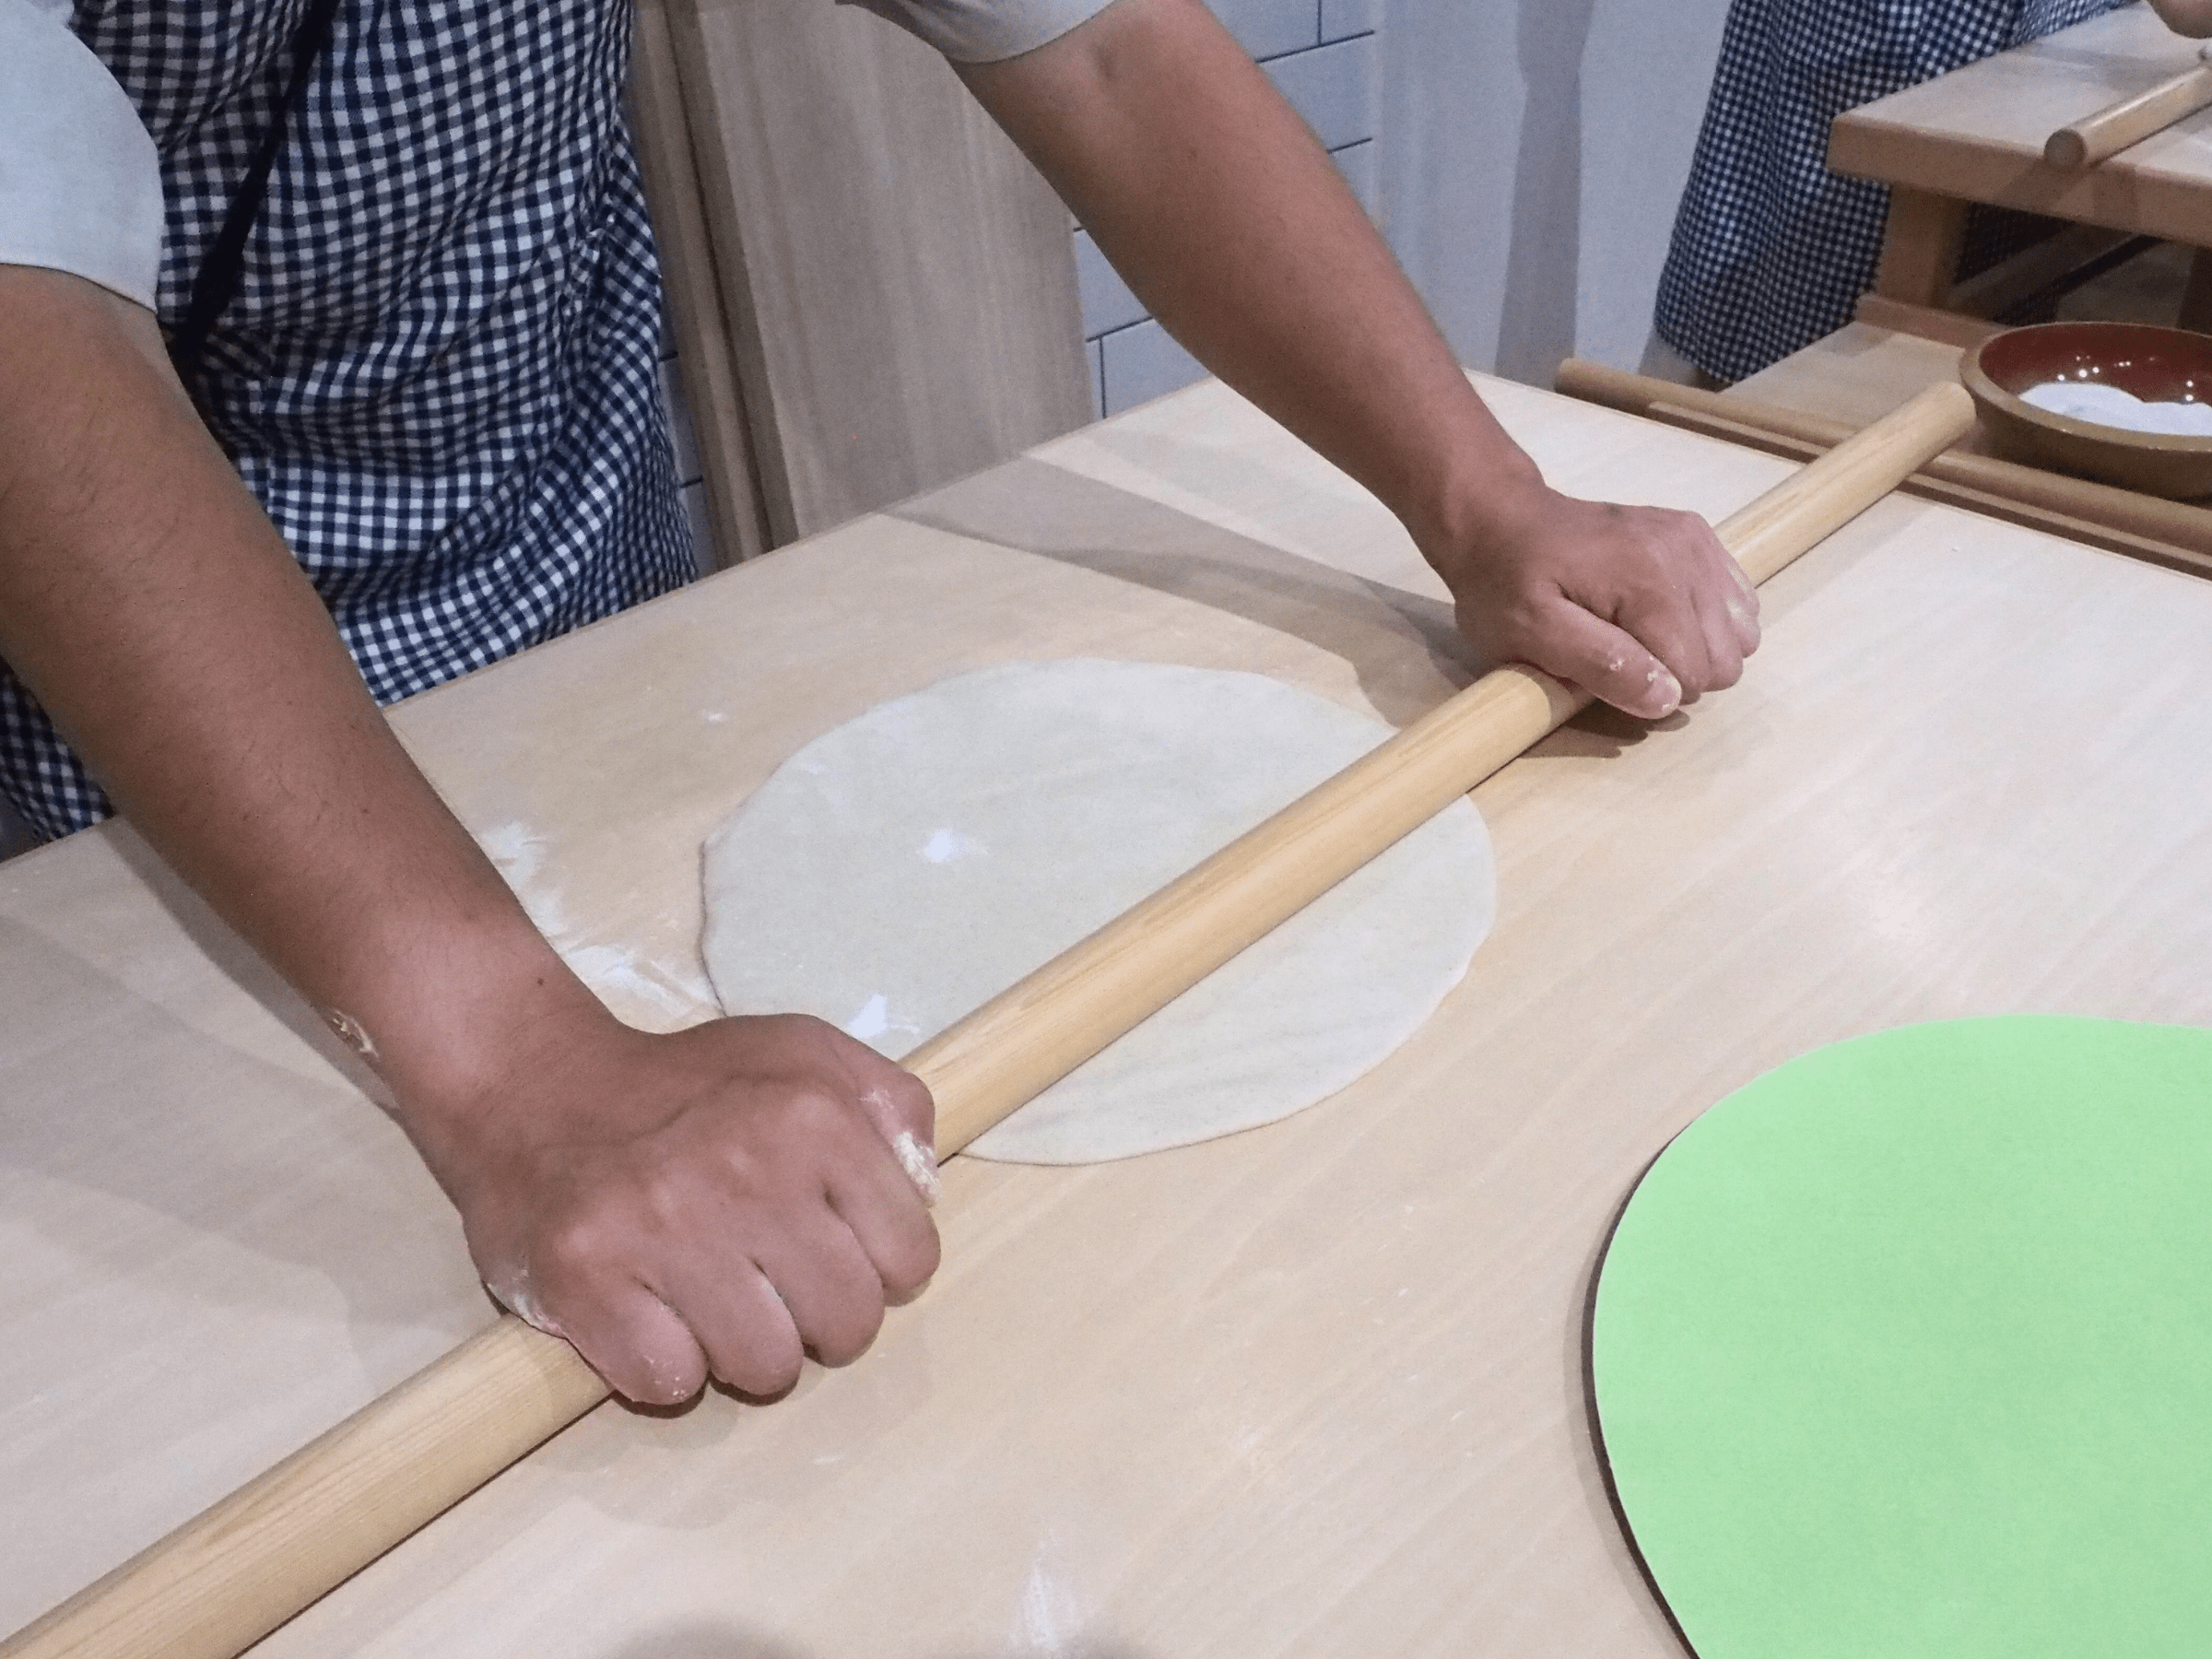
[1656,0,2133,382]
[0,0,694,838]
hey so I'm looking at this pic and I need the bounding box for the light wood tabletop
[1830,5,2212,309]
[6,374,2210,1657]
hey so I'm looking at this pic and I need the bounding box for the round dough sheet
[701,658,1496,1163]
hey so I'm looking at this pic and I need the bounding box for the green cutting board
[1592,1016,2212,1657]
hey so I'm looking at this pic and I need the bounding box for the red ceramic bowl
[1961,321,2212,499]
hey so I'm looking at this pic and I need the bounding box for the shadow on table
[0,847,478,1351]
[899,454,1658,771]
[898,456,1481,731]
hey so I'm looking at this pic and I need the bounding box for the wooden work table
[6,375,2211,1656]
[1831,5,2212,310]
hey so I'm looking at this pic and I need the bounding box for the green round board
[1592,1016,2212,1657]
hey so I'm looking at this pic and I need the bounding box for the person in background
[0,0,1761,1406]
[1657,0,2212,384]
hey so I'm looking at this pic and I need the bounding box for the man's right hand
[0,266,936,1408]
[420,1012,941,1406]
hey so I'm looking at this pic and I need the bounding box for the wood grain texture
[6,375,2210,1658]
[0,383,1972,1659]
[1871,187,1969,307]
[629,0,771,566]
[665,0,1091,544]
[1830,6,2212,246]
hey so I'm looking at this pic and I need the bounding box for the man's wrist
[1397,441,1555,589]
[332,910,622,1160]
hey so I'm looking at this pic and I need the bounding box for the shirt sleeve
[0,0,163,310]
[837,0,1119,64]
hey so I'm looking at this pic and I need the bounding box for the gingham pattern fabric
[1655,0,2131,383]
[0,0,693,839]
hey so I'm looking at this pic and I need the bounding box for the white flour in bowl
[2020,379,2212,437]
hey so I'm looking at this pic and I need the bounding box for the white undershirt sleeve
[837,0,1119,64]
[0,0,162,310]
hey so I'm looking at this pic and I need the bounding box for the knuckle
[539,1210,613,1279]
[779,1083,853,1140]
[785,1012,843,1050]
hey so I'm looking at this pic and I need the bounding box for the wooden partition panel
[631,0,772,566]
[665,0,1092,546]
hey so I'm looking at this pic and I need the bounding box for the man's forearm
[0,267,603,1117]
[0,267,945,1405]
[963,1,1757,718]
[959,0,1537,556]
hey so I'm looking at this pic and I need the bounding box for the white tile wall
[1331,137,1377,217]
[1081,1,1381,418]
[1096,319,1209,417]
[1263,34,1378,152]
[1211,0,1324,59]
[1320,0,1374,42]
[1073,229,1147,339]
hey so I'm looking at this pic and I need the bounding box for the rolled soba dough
[701,659,1496,1164]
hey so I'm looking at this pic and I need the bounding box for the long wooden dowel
[0,382,1974,1659]
[1556,358,2212,574]
[2045,51,2212,171]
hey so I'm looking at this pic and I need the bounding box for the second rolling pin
[2045,46,2212,170]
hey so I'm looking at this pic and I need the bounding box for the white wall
[1075,0,1735,410]
[1375,0,1732,386]
[1077,0,1386,417]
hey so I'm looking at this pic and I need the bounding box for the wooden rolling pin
[0,382,1976,1659]
[2045,47,2212,170]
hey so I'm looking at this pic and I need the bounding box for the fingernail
[893,1130,941,1206]
[1645,664,1681,717]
